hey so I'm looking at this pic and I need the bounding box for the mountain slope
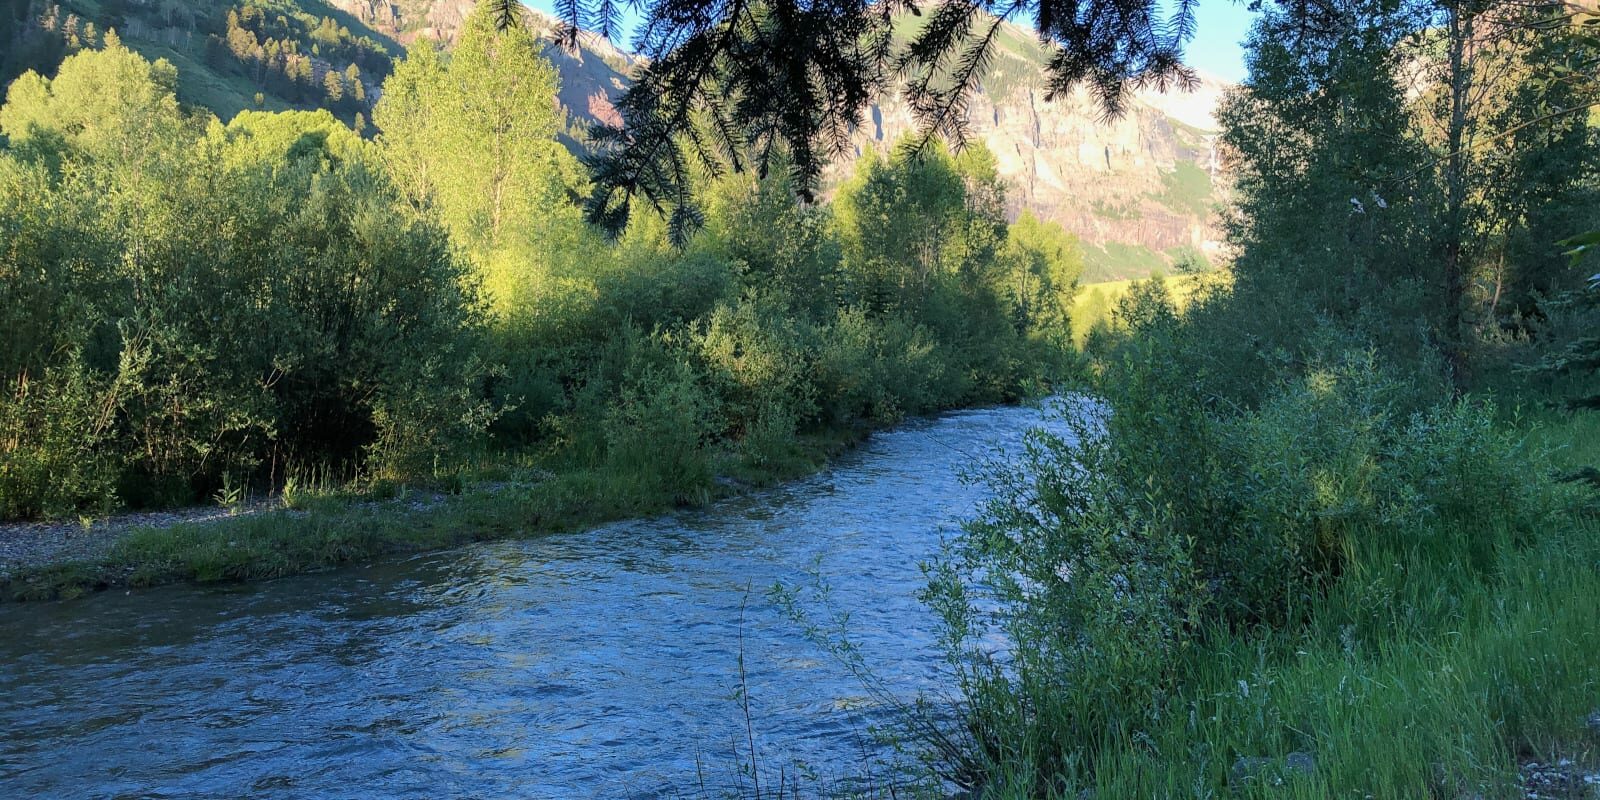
[336,1,1231,280]
[4,0,1228,280]
[840,15,1229,280]
[1,0,631,132]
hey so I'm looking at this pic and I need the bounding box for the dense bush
[0,44,485,516]
[930,283,1562,793]
[1,7,1081,521]
[910,0,1600,793]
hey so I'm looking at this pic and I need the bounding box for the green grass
[1081,240,1168,282]
[129,42,290,120]
[943,402,1600,799]
[0,428,868,602]
[1149,158,1216,217]
[1075,517,1600,797]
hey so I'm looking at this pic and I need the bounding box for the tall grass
[1069,510,1600,799]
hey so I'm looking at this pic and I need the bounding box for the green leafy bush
[931,284,1558,792]
[603,360,718,506]
[0,356,121,518]
[0,45,486,517]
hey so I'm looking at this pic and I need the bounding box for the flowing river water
[0,401,1069,799]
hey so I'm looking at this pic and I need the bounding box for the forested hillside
[1,0,1224,280]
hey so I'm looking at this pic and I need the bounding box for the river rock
[1285,751,1317,775]
[1229,752,1316,792]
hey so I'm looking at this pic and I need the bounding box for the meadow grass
[1067,514,1600,798]
[1070,273,1206,345]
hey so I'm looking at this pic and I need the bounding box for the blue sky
[523,0,1255,83]
[1188,1,1254,82]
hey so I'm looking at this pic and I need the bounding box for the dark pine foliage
[489,0,1202,243]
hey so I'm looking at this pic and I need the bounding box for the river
[0,401,1069,799]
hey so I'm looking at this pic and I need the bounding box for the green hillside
[3,0,404,124]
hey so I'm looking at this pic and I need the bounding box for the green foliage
[832,141,981,311]
[934,292,1564,791]
[375,7,578,266]
[0,355,121,519]
[0,42,485,517]
[0,17,1071,562]
[997,210,1082,341]
[919,4,1600,792]
[1527,274,1600,409]
[1216,3,1446,384]
[603,360,718,506]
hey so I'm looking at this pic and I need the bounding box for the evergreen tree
[345,63,365,104]
[323,70,343,103]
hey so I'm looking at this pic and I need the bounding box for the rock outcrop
[832,21,1229,278]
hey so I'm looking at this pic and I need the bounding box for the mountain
[331,2,1231,280]
[1,0,633,134]
[3,0,1228,281]
[838,17,1230,280]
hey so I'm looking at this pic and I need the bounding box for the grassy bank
[917,362,1600,798]
[1044,409,1600,798]
[0,426,868,603]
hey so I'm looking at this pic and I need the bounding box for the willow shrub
[929,287,1559,795]
[603,359,720,506]
[0,44,487,518]
[0,355,122,519]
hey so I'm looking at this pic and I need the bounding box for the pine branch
[488,0,523,32]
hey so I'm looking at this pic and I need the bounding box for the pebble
[0,502,277,577]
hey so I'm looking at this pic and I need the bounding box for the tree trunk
[1441,0,1475,394]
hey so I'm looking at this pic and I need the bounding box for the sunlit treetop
[484,0,1206,242]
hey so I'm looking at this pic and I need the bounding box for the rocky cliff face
[327,0,474,44]
[845,76,1227,277]
[835,18,1229,279]
[258,0,1234,279]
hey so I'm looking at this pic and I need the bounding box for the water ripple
[0,400,1077,798]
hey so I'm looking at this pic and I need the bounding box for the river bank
[913,388,1600,799]
[0,402,1057,797]
[0,424,875,603]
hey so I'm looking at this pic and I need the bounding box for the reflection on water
[0,400,1071,799]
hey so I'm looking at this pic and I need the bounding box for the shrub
[930,285,1555,791]
[695,295,820,432]
[0,357,121,518]
[603,359,718,505]
[0,49,488,518]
